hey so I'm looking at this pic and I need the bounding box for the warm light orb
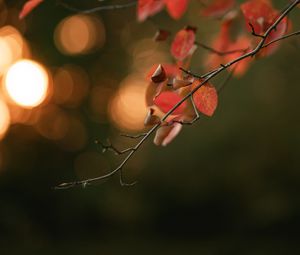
[54,14,105,55]
[109,75,148,132]
[0,99,10,140]
[4,59,49,108]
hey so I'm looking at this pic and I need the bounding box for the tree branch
[195,41,249,56]
[55,0,300,190]
[57,0,137,14]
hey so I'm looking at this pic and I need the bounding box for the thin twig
[95,139,135,155]
[248,23,265,38]
[196,41,249,56]
[55,0,300,190]
[120,133,147,139]
[262,30,300,49]
[57,0,137,14]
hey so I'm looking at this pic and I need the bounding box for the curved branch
[57,0,137,14]
[55,0,300,190]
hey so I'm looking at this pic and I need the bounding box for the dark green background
[0,0,299,254]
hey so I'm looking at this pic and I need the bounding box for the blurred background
[0,0,299,254]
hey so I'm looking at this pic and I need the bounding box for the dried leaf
[153,122,182,146]
[144,108,161,126]
[151,64,167,83]
[172,78,192,90]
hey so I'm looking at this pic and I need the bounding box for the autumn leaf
[192,80,218,117]
[164,0,189,19]
[137,0,165,22]
[201,0,235,18]
[145,64,181,107]
[206,21,252,77]
[153,122,182,146]
[154,91,186,115]
[19,0,44,19]
[241,0,290,57]
[171,27,196,61]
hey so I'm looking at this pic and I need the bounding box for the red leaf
[145,64,180,107]
[192,80,218,116]
[259,16,289,57]
[137,0,165,22]
[201,0,235,18]
[154,91,186,115]
[153,122,182,146]
[224,35,252,76]
[206,21,252,77]
[171,28,196,61]
[241,0,277,35]
[164,0,188,19]
[19,0,43,19]
[241,0,290,57]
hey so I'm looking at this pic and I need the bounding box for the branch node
[249,23,265,38]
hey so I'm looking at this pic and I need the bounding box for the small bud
[151,64,167,83]
[184,25,197,33]
[153,29,170,42]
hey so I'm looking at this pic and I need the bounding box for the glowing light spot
[53,65,89,108]
[0,99,10,140]
[109,75,148,132]
[35,105,69,141]
[0,26,28,75]
[54,14,105,55]
[4,59,49,108]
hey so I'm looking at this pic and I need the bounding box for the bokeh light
[0,26,30,75]
[0,99,10,140]
[52,64,89,108]
[35,105,69,141]
[54,14,106,55]
[4,59,49,108]
[109,75,148,132]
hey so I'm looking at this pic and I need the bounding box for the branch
[57,0,137,14]
[95,139,135,155]
[262,30,300,49]
[55,0,300,190]
[195,41,249,56]
[248,23,265,38]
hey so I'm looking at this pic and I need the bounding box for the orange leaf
[171,27,196,61]
[192,80,218,117]
[164,0,188,19]
[19,0,43,19]
[137,0,165,22]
